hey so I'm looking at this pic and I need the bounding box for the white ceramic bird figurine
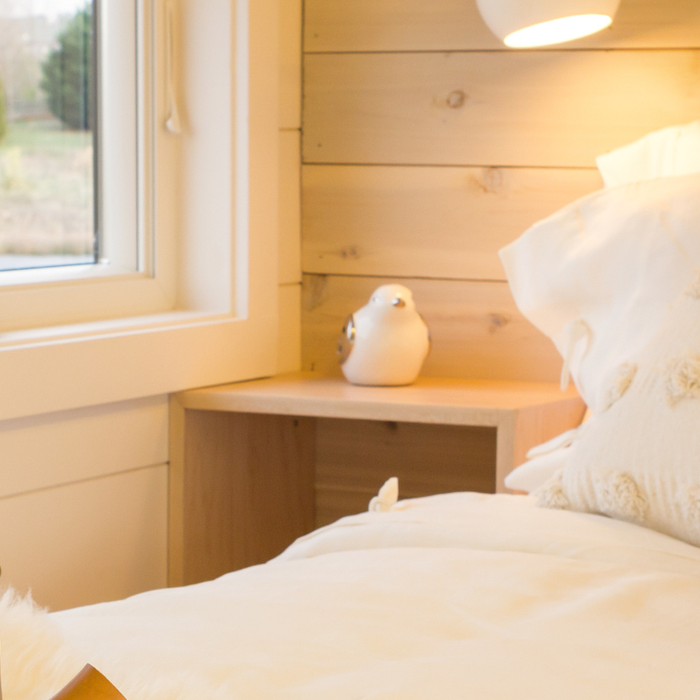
[338,284,430,386]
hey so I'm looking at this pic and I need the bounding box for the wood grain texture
[315,418,496,527]
[168,395,186,586]
[51,664,126,700]
[173,376,584,550]
[305,0,700,52]
[49,665,126,700]
[178,410,315,585]
[179,373,582,424]
[303,50,700,167]
[302,165,602,280]
[302,274,563,382]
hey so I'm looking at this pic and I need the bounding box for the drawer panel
[315,418,496,527]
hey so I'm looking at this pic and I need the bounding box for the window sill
[0,309,278,423]
[0,309,233,349]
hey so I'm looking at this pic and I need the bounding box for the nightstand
[169,372,584,586]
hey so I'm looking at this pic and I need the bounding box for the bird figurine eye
[392,297,406,308]
[345,316,356,340]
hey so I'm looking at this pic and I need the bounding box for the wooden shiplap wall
[301,0,700,383]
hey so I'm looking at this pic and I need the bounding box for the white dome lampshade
[476,0,621,48]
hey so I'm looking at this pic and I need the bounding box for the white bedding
[11,493,700,699]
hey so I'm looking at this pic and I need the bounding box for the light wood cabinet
[169,373,584,586]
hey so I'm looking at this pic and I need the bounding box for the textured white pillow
[499,172,700,413]
[597,121,700,188]
[505,447,570,493]
[505,414,592,493]
[536,276,700,548]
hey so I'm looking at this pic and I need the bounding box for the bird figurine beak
[392,298,406,308]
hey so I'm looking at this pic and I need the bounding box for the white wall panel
[277,283,302,373]
[279,0,302,129]
[0,465,168,611]
[279,130,302,285]
[0,396,168,499]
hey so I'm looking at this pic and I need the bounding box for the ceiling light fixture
[476,0,621,48]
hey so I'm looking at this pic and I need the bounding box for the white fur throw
[0,589,86,700]
[536,279,700,547]
[0,589,235,700]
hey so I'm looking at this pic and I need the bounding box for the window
[0,0,158,332]
[0,0,139,277]
[0,0,280,422]
[0,0,96,271]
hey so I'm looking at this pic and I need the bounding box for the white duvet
[8,493,700,699]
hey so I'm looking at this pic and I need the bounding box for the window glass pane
[0,0,96,272]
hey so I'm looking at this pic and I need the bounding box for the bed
[1,491,699,699]
[4,122,700,700]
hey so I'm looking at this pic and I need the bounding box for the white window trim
[0,0,279,422]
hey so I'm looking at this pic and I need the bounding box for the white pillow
[536,277,700,548]
[505,447,570,493]
[499,172,700,413]
[505,414,592,493]
[597,121,700,188]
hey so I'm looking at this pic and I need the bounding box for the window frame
[0,0,279,422]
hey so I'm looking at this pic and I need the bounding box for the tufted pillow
[597,121,700,188]
[535,274,700,547]
[505,411,594,493]
[499,172,700,413]
[504,447,570,493]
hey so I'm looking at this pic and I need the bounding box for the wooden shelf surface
[177,372,581,427]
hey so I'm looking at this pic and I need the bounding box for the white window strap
[165,0,182,135]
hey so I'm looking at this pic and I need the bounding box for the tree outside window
[0,0,95,271]
[41,6,93,131]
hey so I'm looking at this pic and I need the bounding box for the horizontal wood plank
[305,0,700,52]
[303,51,700,167]
[302,274,562,382]
[302,165,602,280]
